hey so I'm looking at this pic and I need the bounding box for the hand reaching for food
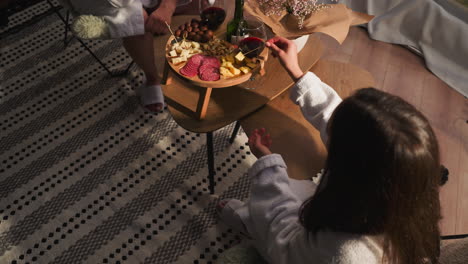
[248,128,273,159]
[145,4,175,35]
[266,36,304,81]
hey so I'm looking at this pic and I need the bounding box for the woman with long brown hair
[217,36,442,264]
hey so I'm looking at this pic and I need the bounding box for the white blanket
[326,0,468,97]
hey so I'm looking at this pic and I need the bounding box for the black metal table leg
[206,132,215,194]
[229,121,241,144]
[64,10,70,46]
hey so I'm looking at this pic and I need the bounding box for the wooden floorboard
[457,132,468,234]
[318,27,468,235]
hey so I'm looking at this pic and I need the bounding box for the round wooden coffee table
[153,15,324,193]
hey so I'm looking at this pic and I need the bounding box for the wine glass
[199,0,226,31]
[236,18,267,58]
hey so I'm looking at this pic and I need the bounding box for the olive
[191,22,199,28]
[185,22,190,28]
[175,29,181,37]
[186,26,193,32]
[193,34,201,42]
[205,30,214,37]
[197,30,205,35]
[179,24,185,31]
[193,27,200,33]
[200,26,208,31]
[189,32,197,38]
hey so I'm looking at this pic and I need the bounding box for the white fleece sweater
[239,72,384,264]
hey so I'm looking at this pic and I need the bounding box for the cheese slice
[222,61,233,68]
[220,67,234,78]
[228,66,241,76]
[172,56,187,64]
[235,52,245,62]
[191,42,201,49]
[183,41,192,49]
[239,66,251,74]
[180,49,190,57]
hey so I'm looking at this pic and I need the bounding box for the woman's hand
[248,128,273,159]
[266,36,304,81]
[145,2,176,35]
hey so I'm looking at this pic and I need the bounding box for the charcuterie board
[165,35,268,88]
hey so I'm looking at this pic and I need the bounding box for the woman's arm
[290,72,342,144]
[266,37,342,144]
[247,154,307,263]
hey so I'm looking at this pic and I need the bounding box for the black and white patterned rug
[0,3,255,263]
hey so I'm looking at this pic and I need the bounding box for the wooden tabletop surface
[153,14,324,133]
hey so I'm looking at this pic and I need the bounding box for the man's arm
[158,0,177,11]
[145,0,177,35]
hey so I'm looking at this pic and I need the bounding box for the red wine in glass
[200,7,226,30]
[239,37,265,58]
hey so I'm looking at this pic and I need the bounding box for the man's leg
[0,0,12,27]
[174,0,200,15]
[122,9,163,112]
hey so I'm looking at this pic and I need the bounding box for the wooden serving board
[160,34,325,129]
[165,36,269,88]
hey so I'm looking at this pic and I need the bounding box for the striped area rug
[0,4,255,264]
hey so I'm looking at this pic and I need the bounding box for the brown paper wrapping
[244,1,373,44]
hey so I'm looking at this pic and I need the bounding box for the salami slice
[180,54,205,77]
[179,55,220,81]
[199,65,220,81]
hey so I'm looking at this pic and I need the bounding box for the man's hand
[248,128,273,159]
[145,1,176,35]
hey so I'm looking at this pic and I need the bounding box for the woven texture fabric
[0,5,255,264]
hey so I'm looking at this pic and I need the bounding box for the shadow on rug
[0,4,255,263]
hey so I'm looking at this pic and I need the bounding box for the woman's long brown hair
[300,88,441,264]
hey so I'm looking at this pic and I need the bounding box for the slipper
[217,199,251,238]
[137,84,165,113]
